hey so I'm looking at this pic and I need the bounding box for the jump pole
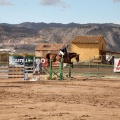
[50,59,53,79]
[59,58,63,80]
[23,54,29,80]
[23,54,26,80]
[49,58,63,80]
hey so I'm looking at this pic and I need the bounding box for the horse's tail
[46,53,51,59]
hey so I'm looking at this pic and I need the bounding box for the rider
[59,45,68,57]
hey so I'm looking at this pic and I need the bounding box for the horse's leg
[69,62,73,68]
[71,62,73,68]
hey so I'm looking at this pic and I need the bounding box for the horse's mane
[69,52,77,55]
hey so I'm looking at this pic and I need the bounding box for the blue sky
[0,0,120,24]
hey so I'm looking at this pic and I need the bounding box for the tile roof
[71,35,105,44]
[35,43,65,51]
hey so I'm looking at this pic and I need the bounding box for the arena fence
[69,64,120,79]
[0,54,120,79]
[67,55,120,79]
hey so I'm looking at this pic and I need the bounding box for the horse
[46,52,79,68]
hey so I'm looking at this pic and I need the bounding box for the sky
[0,0,120,24]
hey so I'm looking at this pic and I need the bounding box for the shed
[35,43,64,57]
[71,35,106,62]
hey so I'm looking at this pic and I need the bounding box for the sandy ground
[0,77,120,120]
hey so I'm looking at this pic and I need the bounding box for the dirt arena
[0,77,120,120]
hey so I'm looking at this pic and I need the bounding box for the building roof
[71,35,105,44]
[101,50,120,54]
[35,43,65,51]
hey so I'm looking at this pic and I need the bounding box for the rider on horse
[59,45,68,57]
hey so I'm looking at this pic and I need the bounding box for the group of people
[59,45,69,57]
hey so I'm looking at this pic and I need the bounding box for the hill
[0,22,120,53]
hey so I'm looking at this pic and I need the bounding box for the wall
[35,50,60,57]
[99,40,106,51]
[71,43,100,62]
[35,51,43,57]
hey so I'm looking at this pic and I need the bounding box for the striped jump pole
[23,55,26,80]
[8,66,24,78]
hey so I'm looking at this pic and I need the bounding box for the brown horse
[46,52,79,68]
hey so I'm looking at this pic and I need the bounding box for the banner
[114,58,120,72]
[9,56,60,67]
[9,56,34,67]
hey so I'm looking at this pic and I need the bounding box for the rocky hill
[0,22,120,53]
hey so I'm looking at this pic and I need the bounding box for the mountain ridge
[0,22,120,53]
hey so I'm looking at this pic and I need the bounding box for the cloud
[0,0,13,6]
[113,0,120,2]
[39,0,67,8]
